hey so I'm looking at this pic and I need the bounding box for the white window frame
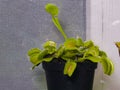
[86,0,104,90]
[86,0,103,47]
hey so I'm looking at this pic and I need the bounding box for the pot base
[42,59,97,90]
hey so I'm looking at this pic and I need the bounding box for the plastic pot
[42,58,97,90]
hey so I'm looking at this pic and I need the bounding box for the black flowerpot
[42,58,97,90]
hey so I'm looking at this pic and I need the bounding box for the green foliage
[27,3,114,77]
[64,60,77,77]
[27,38,114,76]
[43,41,57,54]
[45,3,59,16]
[115,42,120,56]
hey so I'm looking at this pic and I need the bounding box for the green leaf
[77,57,85,62]
[61,56,72,61]
[55,45,64,58]
[64,61,77,77]
[43,41,57,54]
[85,56,101,63]
[76,37,84,47]
[42,56,54,62]
[48,47,56,54]
[107,58,114,75]
[84,40,94,48]
[64,38,77,50]
[27,48,42,69]
[31,52,55,69]
[115,42,120,49]
[52,16,68,40]
[29,53,40,64]
[32,60,43,70]
[27,48,41,56]
[37,50,49,60]
[62,50,78,58]
[100,57,114,75]
[99,50,107,57]
[100,57,109,74]
[45,3,59,16]
[43,41,56,48]
[83,46,99,58]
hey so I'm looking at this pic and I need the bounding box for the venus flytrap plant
[27,3,114,77]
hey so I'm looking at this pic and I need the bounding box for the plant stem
[52,16,68,41]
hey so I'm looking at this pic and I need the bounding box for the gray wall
[0,0,86,90]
